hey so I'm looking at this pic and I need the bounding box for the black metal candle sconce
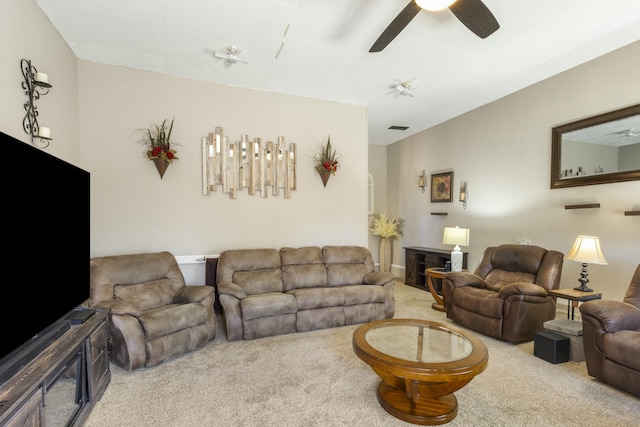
[21,58,53,148]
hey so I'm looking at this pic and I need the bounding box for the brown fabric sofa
[579,265,640,397]
[444,244,564,343]
[217,245,395,341]
[89,251,216,371]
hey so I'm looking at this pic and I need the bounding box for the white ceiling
[36,0,640,146]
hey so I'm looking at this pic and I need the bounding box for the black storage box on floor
[534,331,570,364]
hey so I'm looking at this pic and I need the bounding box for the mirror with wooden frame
[551,103,640,189]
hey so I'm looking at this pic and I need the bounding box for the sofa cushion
[289,287,344,310]
[217,248,281,284]
[234,268,283,295]
[323,246,375,286]
[240,293,297,321]
[139,303,208,340]
[326,264,370,286]
[323,246,374,266]
[282,264,328,291]
[484,271,535,291]
[453,287,504,319]
[281,246,323,265]
[114,278,176,311]
[490,244,546,274]
[281,246,327,291]
[341,284,388,306]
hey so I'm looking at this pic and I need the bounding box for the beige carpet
[85,282,639,426]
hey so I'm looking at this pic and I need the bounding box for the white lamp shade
[566,235,608,265]
[442,226,470,247]
[416,0,457,11]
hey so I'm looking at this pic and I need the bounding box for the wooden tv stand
[0,309,110,426]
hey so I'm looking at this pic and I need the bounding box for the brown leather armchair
[89,251,216,371]
[579,265,640,397]
[444,244,564,343]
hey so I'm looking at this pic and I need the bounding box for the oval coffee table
[352,318,488,425]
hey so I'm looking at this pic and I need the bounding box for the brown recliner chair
[89,251,216,371]
[444,244,564,343]
[579,265,640,397]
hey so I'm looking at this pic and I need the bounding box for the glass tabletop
[364,321,473,363]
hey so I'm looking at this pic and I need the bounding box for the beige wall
[373,40,640,302]
[78,61,369,259]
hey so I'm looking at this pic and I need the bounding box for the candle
[37,127,51,139]
[35,72,48,84]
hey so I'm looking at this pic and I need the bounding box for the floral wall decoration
[313,136,340,187]
[202,127,296,199]
[136,118,179,179]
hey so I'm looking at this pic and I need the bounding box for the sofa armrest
[93,300,141,317]
[364,271,395,286]
[109,311,146,370]
[579,300,640,333]
[498,282,549,299]
[175,285,214,304]
[218,281,247,299]
[445,271,485,289]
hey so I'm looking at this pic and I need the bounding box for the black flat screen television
[0,131,90,384]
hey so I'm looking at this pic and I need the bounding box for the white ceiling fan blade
[608,129,638,137]
[398,88,414,97]
[214,51,228,59]
[228,55,248,64]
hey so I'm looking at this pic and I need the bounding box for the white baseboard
[175,254,219,264]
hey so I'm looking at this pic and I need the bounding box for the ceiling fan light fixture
[415,0,457,12]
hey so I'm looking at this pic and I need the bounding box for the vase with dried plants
[369,212,404,273]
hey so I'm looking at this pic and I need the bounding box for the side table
[548,288,602,320]
[425,267,451,312]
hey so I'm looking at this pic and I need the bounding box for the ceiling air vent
[388,125,409,131]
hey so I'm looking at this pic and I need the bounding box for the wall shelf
[624,210,640,216]
[564,203,600,210]
[430,212,448,216]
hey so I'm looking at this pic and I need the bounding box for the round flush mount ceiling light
[415,0,457,11]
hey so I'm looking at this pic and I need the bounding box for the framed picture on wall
[431,171,453,203]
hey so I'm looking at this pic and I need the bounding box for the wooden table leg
[427,273,446,312]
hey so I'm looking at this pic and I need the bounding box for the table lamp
[442,226,469,272]
[566,235,607,292]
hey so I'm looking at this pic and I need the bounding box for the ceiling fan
[213,45,248,65]
[370,0,500,53]
[388,79,417,97]
[609,128,639,137]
